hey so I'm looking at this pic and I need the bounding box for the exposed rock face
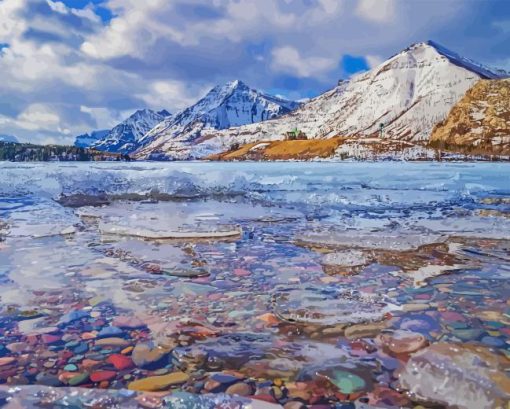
[430,79,510,154]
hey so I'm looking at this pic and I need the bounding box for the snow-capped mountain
[134,80,300,159]
[90,109,171,154]
[0,134,18,143]
[136,41,507,160]
[74,130,109,148]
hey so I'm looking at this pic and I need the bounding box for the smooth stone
[128,372,189,391]
[73,342,89,354]
[41,334,61,344]
[63,364,78,372]
[68,355,84,364]
[481,336,505,347]
[323,369,367,394]
[6,342,29,353]
[322,324,347,336]
[106,354,134,370]
[43,361,56,369]
[112,315,146,329]
[344,321,389,339]
[403,303,430,312]
[95,338,130,348]
[68,372,89,386]
[225,382,253,396]
[97,326,124,338]
[82,359,102,370]
[81,331,97,340]
[65,340,80,348]
[399,314,439,333]
[451,328,485,341]
[210,373,240,385]
[376,330,428,355]
[59,310,89,325]
[90,370,117,383]
[26,326,59,336]
[89,296,106,307]
[35,373,61,387]
[0,357,16,367]
[132,342,170,369]
[121,346,134,355]
[399,343,510,409]
[152,368,169,376]
[284,402,307,409]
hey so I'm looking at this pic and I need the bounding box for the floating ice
[99,222,242,240]
[271,285,398,326]
[321,250,370,268]
[297,231,446,251]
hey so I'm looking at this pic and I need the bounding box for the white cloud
[365,54,384,68]
[47,0,101,23]
[0,0,28,41]
[271,46,337,78]
[80,106,123,130]
[356,0,396,23]
[17,104,61,129]
[136,80,211,111]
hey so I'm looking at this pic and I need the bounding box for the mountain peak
[209,80,250,101]
[399,40,508,79]
[134,81,301,158]
[157,109,172,117]
[224,79,247,89]
[74,108,170,153]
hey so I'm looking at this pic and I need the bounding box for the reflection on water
[0,162,509,408]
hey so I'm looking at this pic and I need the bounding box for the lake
[0,161,509,408]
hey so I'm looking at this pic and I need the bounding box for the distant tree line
[0,142,131,162]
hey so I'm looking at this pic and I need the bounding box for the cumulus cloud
[365,54,384,68]
[355,0,396,23]
[271,46,337,78]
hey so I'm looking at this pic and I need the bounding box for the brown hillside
[208,138,345,160]
[430,79,510,154]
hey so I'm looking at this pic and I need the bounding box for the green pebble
[68,373,89,386]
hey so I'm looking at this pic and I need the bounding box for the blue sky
[0,0,509,144]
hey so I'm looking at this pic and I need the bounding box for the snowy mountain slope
[426,40,508,80]
[91,109,171,154]
[74,130,109,148]
[0,134,19,143]
[138,41,506,160]
[134,80,300,159]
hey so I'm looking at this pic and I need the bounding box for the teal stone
[484,321,505,329]
[68,355,84,363]
[451,328,484,341]
[447,321,469,330]
[64,364,78,372]
[325,370,367,394]
[65,341,80,349]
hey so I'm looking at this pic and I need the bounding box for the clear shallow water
[0,161,509,408]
